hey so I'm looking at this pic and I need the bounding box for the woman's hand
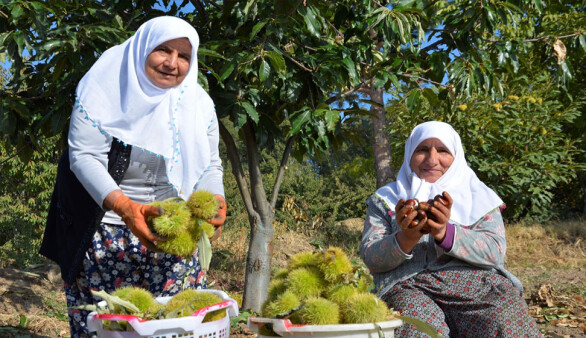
[208,195,227,242]
[394,199,426,253]
[107,192,165,251]
[426,191,453,242]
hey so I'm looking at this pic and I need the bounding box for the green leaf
[198,230,212,271]
[397,315,442,337]
[324,110,340,131]
[422,88,439,107]
[266,51,286,74]
[240,101,259,123]
[250,20,268,41]
[11,4,24,21]
[13,30,25,57]
[259,59,271,82]
[342,58,359,86]
[218,63,235,81]
[579,35,586,53]
[90,290,140,314]
[299,5,321,38]
[198,47,225,59]
[389,73,401,91]
[290,108,311,136]
[406,89,421,112]
[560,61,573,81]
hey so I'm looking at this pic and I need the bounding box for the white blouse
[67,104,224,225]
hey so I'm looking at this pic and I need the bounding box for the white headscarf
[75,16,214,200]
[375,121,503,225]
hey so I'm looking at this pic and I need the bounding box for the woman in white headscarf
[360,121,540,337]
[40,16,226,337]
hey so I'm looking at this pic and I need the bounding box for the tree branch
[483,30,584,43]
[398,72,452,88]
[242,121,270,217]
[218,120,255,216]
[269,134,297,210]
[267,41,313,72]
[188,0,209,24]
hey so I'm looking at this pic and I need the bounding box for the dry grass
[505,218,586,269]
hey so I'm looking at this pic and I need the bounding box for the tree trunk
[241,211,274,311]
[369,85,394,188]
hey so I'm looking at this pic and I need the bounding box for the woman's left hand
[426,191,452,242]
[208,195,227,241]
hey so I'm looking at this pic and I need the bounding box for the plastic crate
[248,316,403,338]
[87,289,238,338]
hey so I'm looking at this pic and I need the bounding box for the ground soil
[1,229,585,337]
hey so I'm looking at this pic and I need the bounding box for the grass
[505,218,586,270]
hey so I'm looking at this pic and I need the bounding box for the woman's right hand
[395,199,426,241]
[109,193,165,251]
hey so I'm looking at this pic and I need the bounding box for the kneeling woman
[360,121,540,337]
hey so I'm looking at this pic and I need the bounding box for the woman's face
[145,38,192,89]
[410,138,454,183]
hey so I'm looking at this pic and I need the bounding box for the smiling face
[409,138,454,183]
[145,38,192,89]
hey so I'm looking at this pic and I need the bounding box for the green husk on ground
[261,246,394,325]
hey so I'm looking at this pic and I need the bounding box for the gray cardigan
[360,194,523,298]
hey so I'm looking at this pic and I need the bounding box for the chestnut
[434,194,448,206]
[401,193,451,233]
[404,198,419,209]
[418,201,431,212]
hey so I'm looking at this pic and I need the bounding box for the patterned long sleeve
[360,195,412,273]
[446,208,506,267]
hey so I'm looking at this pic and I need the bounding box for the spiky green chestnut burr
[288,251,322,270]
[355,273,374,293]
[164,289,226,322]
[111,287,160,315]
[294,297,340,325]
[273,268,289,280]
[156,230,196,257]
[261,290,301,318]
[319,246,353,283]
[285,267,326,300]
[147,199,191,237]
[187,190,219,220]
[267,278,287,302]
[325,284,357,305]
[341,292,390,324]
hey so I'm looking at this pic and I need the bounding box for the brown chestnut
[404,198,419,209]
[416,209,427,220]
[434,194,448,206]
[418,201,431,212]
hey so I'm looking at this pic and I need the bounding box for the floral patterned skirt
[64,222,205,337]
[383,267,541,338]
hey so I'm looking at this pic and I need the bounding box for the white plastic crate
[248,316,403,338]
[87,289,238,338]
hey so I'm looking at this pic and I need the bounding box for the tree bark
[368,85,395,188]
